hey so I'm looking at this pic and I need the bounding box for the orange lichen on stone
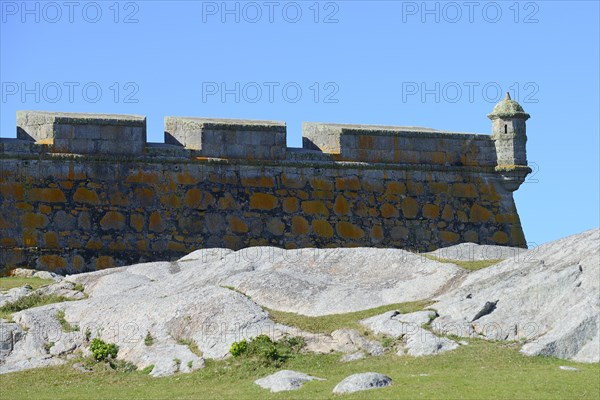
[463,230,479,242]
[281,174,305,189]
[23,213,48,229]
[407,182,425,196]
[176,171,201,185]
[0,183,24,201]
[333,195,351,216]
[470,204,493,223]
[39,255,67,271]
[39,205,52,214]
[73,187,100,204]
[451,183,478,198]
[249,193,278,210]
[241,176,275,188]
[302,201,330,217]
[109,241,126,251]
[149,211,165,232]
[310,178,334,191]
[385,182,406,195]
[336,176,361,191]
[96,256,115,270]
[160,194,181,208]
[441,204,454,221]
[167,241,187,252]
[380,203,399,218]
[312,220,334,238]
[401,198,419,219]
[29,188,66,203]
[1,237,17,247]
[440,231,460,243]
[492,231,509,244]
[423,204,440,219]
[229,216,249,233]
[100,211,126,230]
[43,232,59,248]
[291,216,309,235]
[336,221,365,239]
[282,197,299,213]
[218,192,238,209]
[370,225,384,240]
[430,182,449,194]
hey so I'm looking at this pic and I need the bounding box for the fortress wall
[0,111,529,274]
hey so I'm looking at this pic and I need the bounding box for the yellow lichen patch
[282,197,299,213]
[440,231,460,243]
[136,239,148,251]
[86,240,103,250]
[336,221,365,239]
[109,191,130,206]
[109,241,126,251]
[23,231,37,247]
[176,171,200,185]
[407,181,425,196]
[463,230,479,242]
[291,216,309,235]
[43,232,59,248]
[495,213,518,223]
[218,192,238,210]
[39,255,67,271]
[457,210,468,222]
[492,231,509,244]
[73,255,84,271]
[266,218,285,236]
[241,176,275,188]
[127,170,160,184]
[23,212,48,229]
[370,225,384,240]
[249,193,278,210]
[333,195,350,216]
[301,201,330,217]
[73,187,100,204]
[385,182,406,195]
[96,256,115,270]
[134,187,155,206]
[430,182,449,194]
[511,226,526,246]
[357,135,375,149]
[309,178,334,191]
[312,220,333,238]
[167,241,187,252]
[430,151,446,164]
[223,235,242,250]
[470,204,492,223]
[380,203,399,218]
[130,214,144,232]
[401,198,419,219]
[451,183,478,198]
[39,205,52,214]
[336,176,361,191]
[160,194,181,208]
[149,211,165,232]
[228,216,249,233]
[29,188,66,203]
[422,204,440,219]
[1,237,16,247]
[0,183,24,201]
[100,211,126,230]
[15,203,33,211]
[184,189,202,208]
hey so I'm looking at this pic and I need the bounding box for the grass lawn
[1,340,597,400]
[422,255,504,271]
[0,276,54,291]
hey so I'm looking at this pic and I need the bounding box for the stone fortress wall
[0,94,532,273]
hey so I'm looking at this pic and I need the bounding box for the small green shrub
[43,342,54,352]
[90,338,118,361]
[187,361,193,369]
[142,364,154,374]
[230,339,248,357]
[174,358,181,372]
[144,331,154,346]
[56,310,79,332]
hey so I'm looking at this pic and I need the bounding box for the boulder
[431,228,600,363]
[255,370,324,392]
[332,372,392,394]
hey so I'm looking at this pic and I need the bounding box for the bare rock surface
[431,228,600,363]
[255,370,325,392]
[426,242,526,262]
[332,372,392,394]
[360,310,459,356]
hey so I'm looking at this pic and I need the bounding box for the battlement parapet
[16,111,146,156]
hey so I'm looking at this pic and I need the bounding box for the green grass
[177,339,203,357]
[0,340,596,400]
[266,300,432,334]
[0,293,72,320]
[57,310,79,332]
[423,255,503,271]
[0,276,54,291]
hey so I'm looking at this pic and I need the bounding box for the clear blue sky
[1,0,599,247]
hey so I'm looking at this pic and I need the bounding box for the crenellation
[1,98,531,273]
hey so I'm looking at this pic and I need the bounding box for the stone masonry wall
[0,111,530,274]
